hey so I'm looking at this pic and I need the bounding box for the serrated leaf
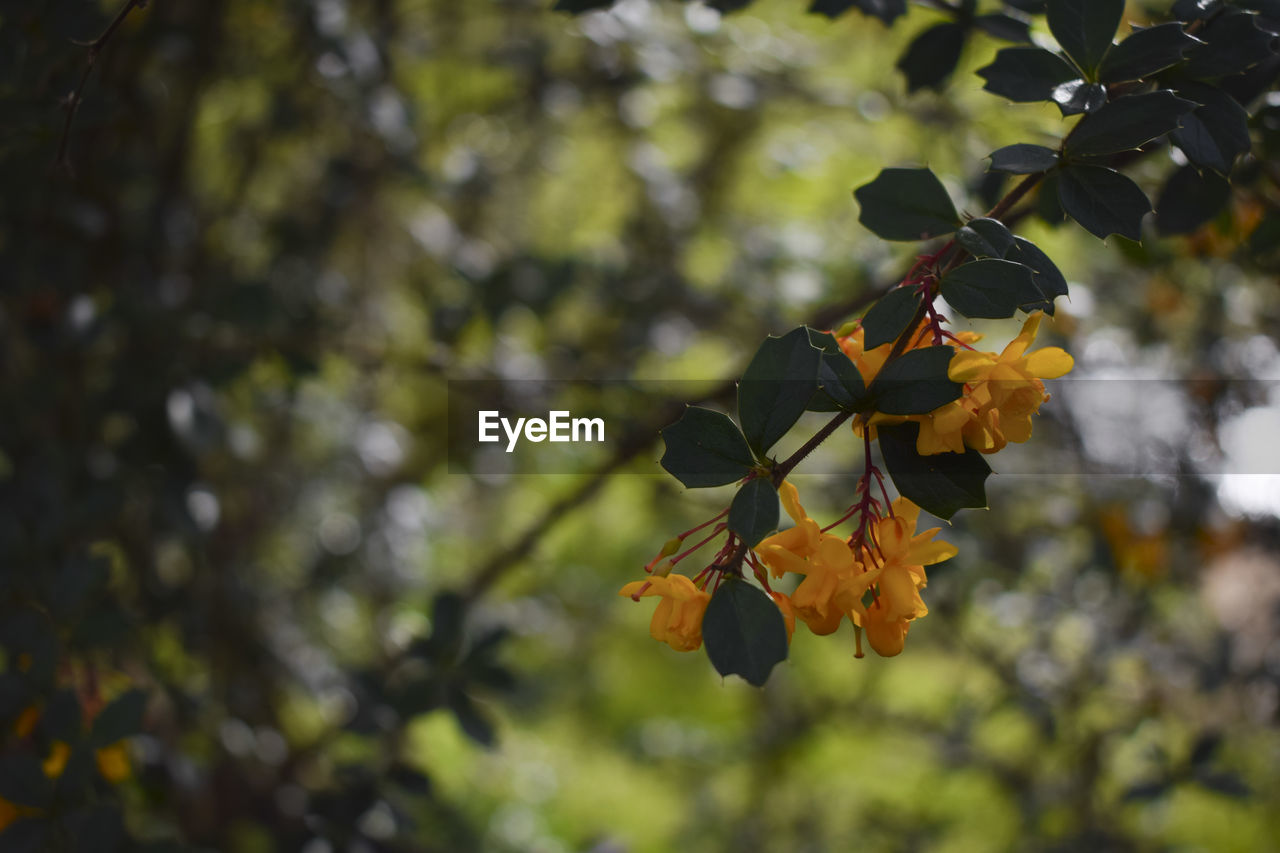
[869,346,963,415]
[1007,237,1068,312]
[449,691,496,747]
[1052,79,1107,115]
[660,406,756,488]
[989,144,1061,174]
[878,422,991,520]
[728,478,780,547]
[975,13,1032,43]
[428,592,466,659]
[1184,10,1278,79]
[809,0,907,24]
[940,258,1044,319]
[854,168,959,241]
[1058,164,1151,241]
[1047,0,1123,75]
[811,350,869,412]
[89,689,147,747]
[806,329,867,412]
[977,47,1082,103]
[1155,165,1231,235]
[1171,84,1251,173]
[702,577,788,686]
[1065,91,1197,157]
[897,23,966,92]
[957,217,1016,257]
[862,287,923,349]
[1098,23,1203,82]
[738,327,824,456]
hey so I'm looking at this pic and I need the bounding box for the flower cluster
[0,663,134,833]
[623,306,1074,672]
[842,311,1073,456]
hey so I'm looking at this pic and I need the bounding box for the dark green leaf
[1194,770,1252,798]
[1155,165,1230,235]
[449,692,496,747]
[1123,779,1173,801]
[429,592,466,659]
[728,478,780,547]
[552,0,614,12]
[1007,237,1069,311]
[1171,84,1251,173]
[1036,171,1068,226]
[738,327,823,456]
[1189,731,1223,766]
[806,328,842,354]
[64,804,126,853]
[1064,91,1197,157]
[956,218,1016,258]
[854,167,959,241]
[660,406,756,488]
[0,819,51,853]
[706,0,755,11]
[807,329,866,412]
[989,144,1060,174]
[1052,80,1107,115]
[1098,23,1203,83]
[1057,164,1151,241]
[940,258,1044,319]
[1172,0,1221,20]
[897,23,967,92]
[878,422,991,520]
[862,287,922,349]
[702,577,788,687]
[1184,10,1278,79]
[811,349,869,412]
[809,0,907,24]
[89,688,147,747]
[0,754,52,807]
[975,13,1032,43]
[44,689,82,741]
[869,346,963,415]
[977,47,1082,102]
[1047,0,1123,75]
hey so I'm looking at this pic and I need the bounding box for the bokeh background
[4,0,1280,850]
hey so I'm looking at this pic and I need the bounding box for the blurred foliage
[1,0,1280,850]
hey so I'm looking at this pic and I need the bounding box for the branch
[56,0,149,174]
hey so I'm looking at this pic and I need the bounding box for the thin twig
[56,0,149,173]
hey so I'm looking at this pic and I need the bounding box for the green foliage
[660,407,757,488]
[727,478,780,548]
[988,144,1060,175]
[854,168,959,242]
[878,423,991,520]
[1063,91,1197,157]
[956,217,1017,258]
[867,346,962,415]
[701,577,788,687]
[738,327,824,458]
[940,258,1044,318]
[861,286,923,349]
[1046,0,1124,77]
[1057,164,1152,240]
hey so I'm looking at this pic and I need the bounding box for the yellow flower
[853,498,957,656]
[932,311,1073,453]
[96,743,131,782]
[755,482,876,636]
[619,574,711,652]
